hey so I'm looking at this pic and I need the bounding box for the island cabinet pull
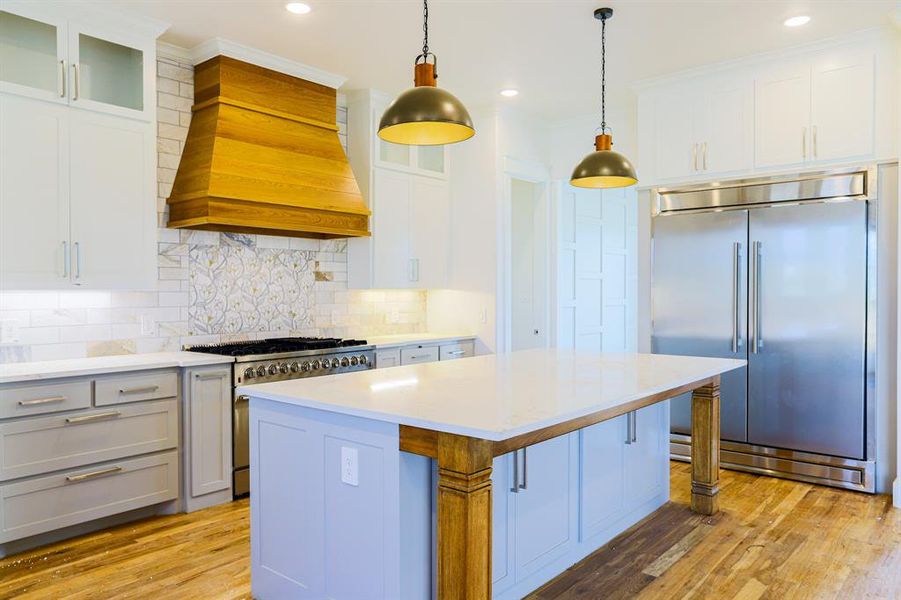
[18,395,66,407]
[119,385,159,395]
[625,411,637,444]
[66,465,122,483]
[66,411,121,425]
[519,447,528,491]
[510,448,528,492]
[510,450,520,493]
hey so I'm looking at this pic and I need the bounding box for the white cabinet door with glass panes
[556,185,636,352]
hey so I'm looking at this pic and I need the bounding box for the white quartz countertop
[239,350,745,441]
[364,333,476,348]
[0,352,235,384]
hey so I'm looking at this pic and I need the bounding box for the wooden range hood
[167,56,369,239]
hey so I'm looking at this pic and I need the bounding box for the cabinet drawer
[0,399,177,481]
[0,381,92,419]
[375,349,401,369]
[439,341,475,361]
[400,346,439,365]
[0,451,178,543]
[95,371,177,406]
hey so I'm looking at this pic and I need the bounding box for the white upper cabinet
[347,89,451,289]
[0,4,160,121]
[809,52,874,162]
[638,33,890,186]
[754,63,811,167]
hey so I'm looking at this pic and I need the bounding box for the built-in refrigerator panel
[651,210,748,442]
[747,201,867,459]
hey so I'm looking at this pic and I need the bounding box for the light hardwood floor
[1,464,898,599]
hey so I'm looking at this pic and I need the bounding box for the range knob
[340,357,350,367]
[267,364,279,375]
[311,360,321,370]
[279,363,289,374]
[330,358,341,368]
[290,362,300,373]
[243,367,256,380]
[358,355,369,365]
[350,356,359,366]
[256,365,267,377]
[300,361,311,372]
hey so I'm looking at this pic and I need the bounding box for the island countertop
[238,349,745,441]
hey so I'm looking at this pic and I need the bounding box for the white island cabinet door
[810,52,874,162]
[625,403,668,505]
[68,109,156,289]
[186,367,232,499]
[578,416,627,541]
[513,434,576,582]
[0,94,70,289]
[755,64,811,168]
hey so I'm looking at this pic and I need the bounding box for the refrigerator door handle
[750,241,762,353]
[732,242,742,352]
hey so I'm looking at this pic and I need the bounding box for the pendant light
[570,7,637,189]
[378,0,475,145]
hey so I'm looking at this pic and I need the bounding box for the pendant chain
[422,0,430,58]
[600,14,607,133]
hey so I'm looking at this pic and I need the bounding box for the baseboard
[893,477,901,508]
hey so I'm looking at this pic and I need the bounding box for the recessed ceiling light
[784,15,811,27]
[285,2,311,15]
[500,89,519,97]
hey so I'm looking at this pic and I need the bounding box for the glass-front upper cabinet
[373,103,448,178]
[0,5,155,120]
[0,10,66,102]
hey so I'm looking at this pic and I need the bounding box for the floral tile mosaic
[189,245,316,335]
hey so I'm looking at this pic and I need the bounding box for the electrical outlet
[387,306,400,323]
[341,446,359,486]
[140,314,157,337]
[479,308,488,324]
[0,318,22,344]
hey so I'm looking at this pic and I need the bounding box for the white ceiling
[105,0,897,118]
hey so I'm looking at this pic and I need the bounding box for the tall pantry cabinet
[0,2,165,290]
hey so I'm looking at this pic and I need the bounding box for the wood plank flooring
[1,463,898,599]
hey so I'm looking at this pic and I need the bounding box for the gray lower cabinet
[181,366,232,511]
[376,339,476,369]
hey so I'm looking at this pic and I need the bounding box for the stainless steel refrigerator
[651,167,886,492]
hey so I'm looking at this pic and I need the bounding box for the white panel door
[700,77,753,175]
[810,52,874,162]
[653,86,697,180]
[372,168,411,288]
[573,189,604,352]
[409,176,449,289]
[0,94,70,288]
[755,65,811,167]
[68,108,155,288]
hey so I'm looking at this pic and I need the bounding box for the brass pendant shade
[378,62,474,145]
[378,0,474,146]
[570,7,637,189]
[570,134,637,189]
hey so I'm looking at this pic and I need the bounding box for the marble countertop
[364,333,476,349]
[239,349,745,441]
[0,352,235,384]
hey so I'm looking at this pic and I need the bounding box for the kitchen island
[239,350,744,599]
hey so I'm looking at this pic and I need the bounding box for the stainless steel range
[185,337,375,497]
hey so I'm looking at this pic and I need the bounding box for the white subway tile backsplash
[1,55,427,364]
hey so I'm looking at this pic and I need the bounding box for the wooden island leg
[436,433,494,600]
[690,377,721,515]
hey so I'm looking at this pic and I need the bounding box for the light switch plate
[341,446,359,486]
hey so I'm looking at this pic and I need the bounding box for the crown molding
[190,38,347,89]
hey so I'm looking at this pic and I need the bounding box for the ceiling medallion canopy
[570,7,638,189]
[378,0,475,146]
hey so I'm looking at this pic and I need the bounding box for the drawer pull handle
[445,350,466,356]
[119,385,159,395]
[19,396,66,406]
[66,466,122,483]
[66,411,121,424]
[195,372,225,381]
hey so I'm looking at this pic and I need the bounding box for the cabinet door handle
[702,142,708,170]
[73,241,81,279]
[510,449,520,493]
[58,60,66,98]
[408,258,420,282]
[691,143,698,171]
[625,411,637,444]
[66,466,122,483]
[62,241,69,278]
[195,372,226,380]
[812,125,818,158]
[801,127,807,159]
[72,63,80,100]
[631,411,638,443]
[519,447,528,491]
[66,410,121,424]
[119,385,159,395]
[445,350,466,356]
[19,395,66,407]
